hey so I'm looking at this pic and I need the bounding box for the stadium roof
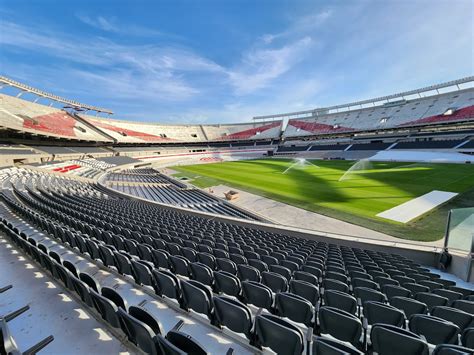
[0,75,113,114]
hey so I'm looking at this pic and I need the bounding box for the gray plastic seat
[312,337,363,355]
[431,306,474,333]
[461,327,474,348]
[181,280,215,324]
[241,281,273,310]
[190,262,214,287]
[452,300,474,314]
[155,330,208,355]
[117,307,161,355]
[275,292,314,327]
[322,278,349,294]
[214,271,241,297]
[254,314,304,355]
[213,296,253,340]
[89,288,120,327]
[390,296,428,318]
[153,269,182,305]
[371,324,428,355]
[432,344,474,355]
[289,279,319,306]
[409,314,460,345]
[262,271,288,293]
[415,292,448,311]
[382,284,411,300]
[319,306,363,349]
[323,289,357,315]
[238,264,261,282]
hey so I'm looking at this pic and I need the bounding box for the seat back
[181,280,214,322]
[89,289,120,328]
[431,306,473,332]
[323,289,357,315]
[254,314,304,355]
[371,324,428,355]
[129,306,162,335]
[155,330,208,355]
[313,336,363,355]
[117,308,157,355]
[289,279,319,306]
[390,296,427,318]
[364,301,405,327]
[102,286,127,310]
[262,271,288,293]
[153,269,182,303]
[319,306,362,347]
[409,314,460,345]
[241,281,273,310]
[433,344,474,355]
[275,292,314,327]
[214,271,241,297]
[213,296,253,340]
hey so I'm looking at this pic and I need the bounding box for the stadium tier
[81,114,283,143]
[282,87,474,139]
[0,94,112,142]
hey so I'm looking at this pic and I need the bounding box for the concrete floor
[209,184,444,248]
[0,237,134,355]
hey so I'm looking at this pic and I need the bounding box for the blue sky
[0,0,472,123]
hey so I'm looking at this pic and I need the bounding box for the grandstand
[0,76,473,355]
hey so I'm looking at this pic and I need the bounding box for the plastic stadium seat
[293,270,319,285]
[170,255,190,277]
[190,262,214,287]
[241,281,273,310]
[269,264,292,281]
[390,296,428,318]
[461,327,474,348]
[275,292,314,327]
[323,289,357,315]
[312,337,363,355]
[153,269,182,305]
[352,277,379,290]
[117,307,160,355]
[213,296,253,341]
[216,258,237,275]
[403,282,430,295]
[409,314,460,345]
[433,289,464,304]
[382,284,412,299]
[371,324,428,355]
[181,280,215,323]
[262,271,288,293]
[322,278,349,294]
[354,287,385,307]
[155,330,208,355]
[363,301,405,328]
[238,264,261,282]
[289,279,319,306]
[131,260,154,286]
[102,286,128,310]
[415,292,449,311]
[89,288,120,328]
[69,275,93,306]
[452,300,474,314]
[254,314,304,355]
[319,306,363,349]
[431,306,474,333]
[214,271,241,297]
[432,344,474,355]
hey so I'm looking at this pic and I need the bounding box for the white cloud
[228,37,314,95]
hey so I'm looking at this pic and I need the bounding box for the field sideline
[173,159,474,242]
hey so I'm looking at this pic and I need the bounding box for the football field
[173,159,474,242]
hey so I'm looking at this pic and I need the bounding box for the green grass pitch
[173,159,474,242]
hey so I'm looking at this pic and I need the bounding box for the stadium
[1,2,473,355]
